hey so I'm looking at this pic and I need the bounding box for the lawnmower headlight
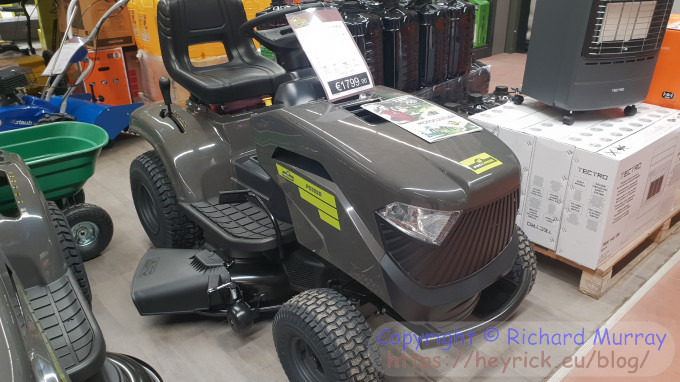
[378,203,461,245]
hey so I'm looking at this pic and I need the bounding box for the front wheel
[505,227,537,292]
[273,289,383,382]
[129,150,202,248]
[63,203,114,261]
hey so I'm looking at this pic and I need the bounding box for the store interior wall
[527,0,536,40]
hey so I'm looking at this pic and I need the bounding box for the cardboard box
[496,128,535,226]
[81,47,132,105]
[559,113,680,269]
[137,50,186,103]
[469,99,679,255]
[137,50,228,103]
[645,14,680,109]
[470,101,568,248]
[124,49,142,101]
[470,101,573,249]
[520,137,573,249]
[468,97,551,135]
[58,0,135,49]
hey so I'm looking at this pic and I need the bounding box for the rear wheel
[273,289,383,382]
[63,203,113,261]
[505,227,537,292]
[130,150,202,248]
[47,202,92,304]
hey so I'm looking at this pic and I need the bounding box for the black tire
[624,105,637,117]
[512,94,524,105]
[47,202,92,304]
[63,203,114,261]
[505,227,537,293]
[273,289,383,382]
[129,150,202,248]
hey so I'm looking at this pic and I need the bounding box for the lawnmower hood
[252,87,521,248]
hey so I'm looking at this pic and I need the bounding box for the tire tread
[131,150,202,248]
[273,289,383,382]
[506,227,537,292]
[47,201,92,303]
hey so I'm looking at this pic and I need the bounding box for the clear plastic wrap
[412,60,490,105]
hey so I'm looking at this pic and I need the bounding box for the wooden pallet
[534,208,680,299]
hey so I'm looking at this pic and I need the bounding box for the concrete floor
[481,53,527,93]
[564,257,680,381]
[80,54,680,381]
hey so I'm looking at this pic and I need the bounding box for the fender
[0,152,66,288]
[129,103,256,203]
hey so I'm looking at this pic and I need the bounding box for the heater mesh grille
[583,0,673,59]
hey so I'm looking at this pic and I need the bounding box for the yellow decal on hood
[461,153,503,174]
[276,164,340,230]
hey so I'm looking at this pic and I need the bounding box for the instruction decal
[276,164,340,230]
[461,153,503,174]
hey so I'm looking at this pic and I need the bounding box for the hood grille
[377,188,519,287]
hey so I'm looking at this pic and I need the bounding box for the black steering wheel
[239,2,331,52]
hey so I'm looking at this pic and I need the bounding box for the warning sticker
[460,153,503,174]
[276,164,340,230]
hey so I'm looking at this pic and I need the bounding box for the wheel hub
[291,337,325,380]
[71,221,99,247]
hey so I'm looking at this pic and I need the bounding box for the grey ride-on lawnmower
[0,150,161,382]
[128,0,537,380]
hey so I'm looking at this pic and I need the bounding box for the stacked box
[645,14,680,110]
[470,98,680,269]
[127,0,230,59]
[559,115,680,269]
[124,50,142,101]
[57,0,136,49]
[81,48,132,106]
[137,50,188,103]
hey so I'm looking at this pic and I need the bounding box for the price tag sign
[42,37,88,77]
[286,8,374,101]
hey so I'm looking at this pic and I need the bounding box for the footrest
[25,273,105,382]
[191,198,294,241]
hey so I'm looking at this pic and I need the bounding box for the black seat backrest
[157,0,285,104]
[157,0,242,62]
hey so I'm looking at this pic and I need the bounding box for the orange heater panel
[81,48,132,106]
[645,14,680,109]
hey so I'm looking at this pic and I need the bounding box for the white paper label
[42,38,87,77]
[286,9,374,101]
[361,95,482,143]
